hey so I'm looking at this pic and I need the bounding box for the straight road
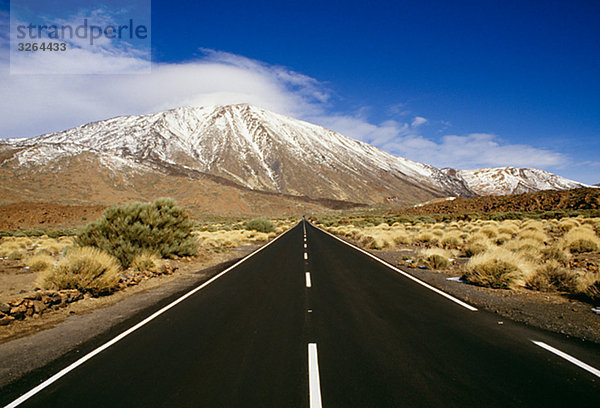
[2,221,599,407]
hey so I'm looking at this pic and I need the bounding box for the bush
[244,218,276,233]
[24,254,55,272]
[39,247,120,296]
[76,198,198,268]
[493,233,512,245]
[7,250,23,260]
[527,261,578,292]
[517,230,549,243]
[416,232,438,245]
[541,244,570,265]
[479,226,498,239]
[561,227,600,253]
[130,251,159,273]
[418,248,452,269]
[464,234,492,257]
[440,231,462,249]
[463,247,533,289]
[504,238,543,262]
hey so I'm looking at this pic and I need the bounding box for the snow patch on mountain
[443,167,588,196]
[1,104,472,200]
[1,104,588,201]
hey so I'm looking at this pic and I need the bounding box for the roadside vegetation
[76,198,199,268]
[0,199,297,304]
[316,213,600,302]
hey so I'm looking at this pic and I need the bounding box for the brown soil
[398,187,600,215]
[0,202,106,231]
[0,153,358,217]
[0,259,40,304]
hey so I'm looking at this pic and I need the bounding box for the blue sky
[1,0,599,183]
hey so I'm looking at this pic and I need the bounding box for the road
[2,221,599,407]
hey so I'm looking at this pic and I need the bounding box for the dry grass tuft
[527,261,578,292]
[24,254,56,273]
[464,234,492,257]
[521,220,544,232]
[561,227,600,253]
[440,230,463,249]
[516,229,549,243]
[415,231,439,245]
[497,223,519,236]
[7,250,24,260]
[194,229,271,250]
[504,238,544,261]
[463,247,533,289]
[39,247,121,296]
[0,241,22,257]
[493,233,513,246]
[557,218,580,233]
[479,226,498,239]
[541,244,571,265]
[130,251,160,273]
[418,248,453,269]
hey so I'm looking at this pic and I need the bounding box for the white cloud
[306,114,568,170]
[380,133,567,170]
[0,47,330,138]
[411,116,427,127]
[0,22,571,175]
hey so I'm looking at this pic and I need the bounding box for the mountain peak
[1,104,587,204]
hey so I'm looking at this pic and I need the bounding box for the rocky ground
[400,187,600,215]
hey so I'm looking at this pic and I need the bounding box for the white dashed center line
[306,272,312,288]
[308,343,323,408]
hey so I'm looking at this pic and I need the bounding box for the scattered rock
[2,289,86,326]
[32,300,45,314]
[0,314,15,326]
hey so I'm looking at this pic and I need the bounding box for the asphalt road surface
[2,221,600,407]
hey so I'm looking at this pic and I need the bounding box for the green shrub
[76,198,198,268]
[244,218,276,233]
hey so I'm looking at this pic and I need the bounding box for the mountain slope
[442,167,588,196]
[0,104,588,210]
[0,150,352,216]
[1,104,471,205]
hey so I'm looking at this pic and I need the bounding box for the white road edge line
[3,225,297,408]
[316,225,477,312]
[308,343,323,408]
[306,272,312,288]
[304,252,309,260]
[532,340,600,378]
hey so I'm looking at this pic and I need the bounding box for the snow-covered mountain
[442,167,588,196]
[0,104,588,205]
[1,104,471,204]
